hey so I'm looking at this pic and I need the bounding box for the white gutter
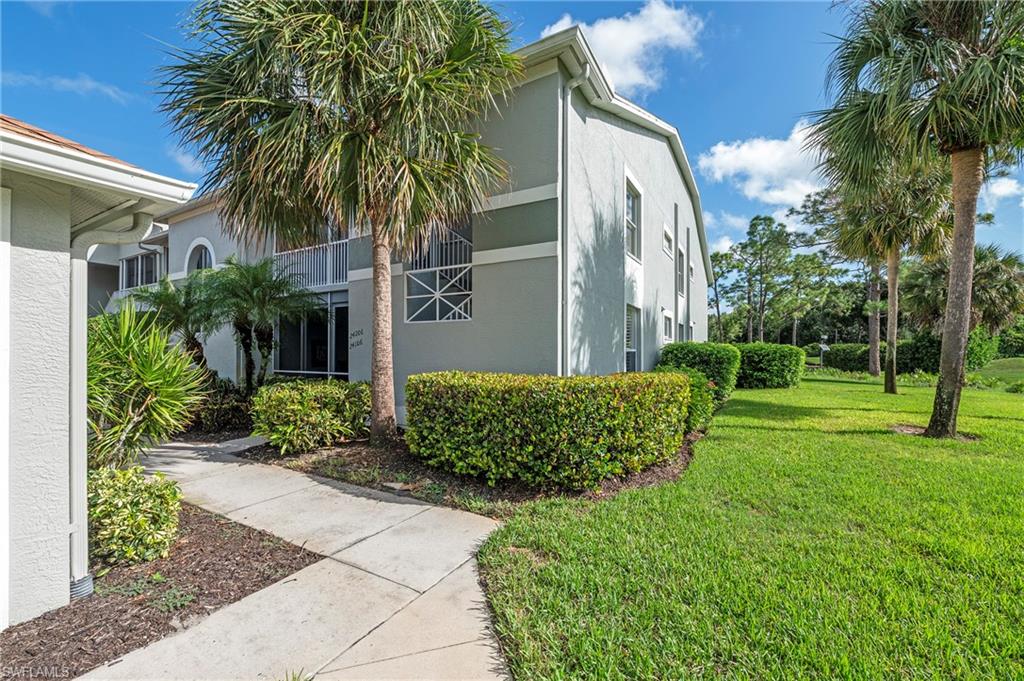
[559,65,589,376]
[67,210,156,599]
[0,131,195,204]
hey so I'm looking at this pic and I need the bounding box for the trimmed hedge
[251,379,370,455]
[658,341,741,404]
[406,371,691,490]
[821,330,999,373]
[655,366,713,432]
[734,343,805,388]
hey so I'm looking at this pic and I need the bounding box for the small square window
[663,226,673,257]
[663,310,673,342]
[625,182,641,259]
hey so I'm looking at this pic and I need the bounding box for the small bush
[88,306,208,468]
[734,343,805,388]
[823,343,872,372]
[1007,380,1024,394]
[803,343,822,358]
[251,380,370,455]
[655,366,713,432]
[902,329,999,373]
[88,466,181,567]
[658,341,741,404]
[1000,316,1024,357]
[406,371,691,490]
[193,378,251,432]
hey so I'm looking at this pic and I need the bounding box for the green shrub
[823,343,871,372]
[88,466,181,567]
[193,378,251,432]
[251,380,370,455]
[734,343,805,388]
[803,343,823,358]
[406,371,691,490]
[902,329,999,374]
[88,305,208,468]
[655,366,713,432]
[1007,380,1024,394]
[1000,316,1024,357]
[658,341,741,404]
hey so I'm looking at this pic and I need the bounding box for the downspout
[560,64,589,376]
[685,221,692,338]
[68,210,154,599]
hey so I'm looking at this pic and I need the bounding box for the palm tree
[831,159,951,394]
[903,244,1024,336]
[812,1,1024,435]
[160,1,520,441]
[208,257,322,396]
[130,273,218,370]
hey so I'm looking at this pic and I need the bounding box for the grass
[976,356,1024,383]
[479,377,1024,679]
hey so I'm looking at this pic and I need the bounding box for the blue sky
[3,0,1022,255]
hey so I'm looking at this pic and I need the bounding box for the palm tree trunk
[926,148,984,437]
[884,249,899,395]
[370,229,398,443]
[185,336,208,371]
[867,261,881,377]
[254,325,274,388]
[236,322,255,396]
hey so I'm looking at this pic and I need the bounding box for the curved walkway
[83,437,507,681]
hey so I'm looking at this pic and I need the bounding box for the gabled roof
[516,27,714,286]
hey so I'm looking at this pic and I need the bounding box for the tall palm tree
[903,244,1024,336]
[130,273,218,369]
[160,0,520,441]
[831,159,951,394]
[208,257,322,395]
[812,1,1024,435]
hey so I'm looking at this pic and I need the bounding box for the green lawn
[479,377,1024,679]
[976,356,1024,383]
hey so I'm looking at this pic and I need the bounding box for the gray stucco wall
[87,262,118,316]
[2,171,72,625]
[348,256,558,416]
[566,79,708,374]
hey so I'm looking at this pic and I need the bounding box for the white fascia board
[0,131,196,207]
[518,27,715,287]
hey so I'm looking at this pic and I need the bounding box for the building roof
[516,27,715,285]
[0,114,135,168]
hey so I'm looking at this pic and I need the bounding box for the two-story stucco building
[91,28,712,417]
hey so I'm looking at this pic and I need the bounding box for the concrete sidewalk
[83,438,506,681]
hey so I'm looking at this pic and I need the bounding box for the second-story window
[625,182,641,259]
[677,247,686,294]
[188,245,213,273]
[405,222,473,323]
[121,252,159,289]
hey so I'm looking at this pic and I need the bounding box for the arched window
[187,244,213,273]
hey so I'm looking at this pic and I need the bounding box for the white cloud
[2,71,133,104]
[981,176,1024,213]
[697,120,821,208]
[711,236,734,253]
[540,0,702,97]
[702,210,717,229]
[168,148,205,175]
[720,212,748,231]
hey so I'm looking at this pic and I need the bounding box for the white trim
[183,237,215,273]
[624,166,643,263]
[515,61,559,88]
[0,188,10,630]
[472,241,557,266]
[662,307,674,343]
[348,262,403,282]
[0,129,195,206]
[481,183,558,212]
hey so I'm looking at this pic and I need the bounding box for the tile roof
[0,114,135,168]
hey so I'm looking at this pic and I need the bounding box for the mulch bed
[0,504,319,681]
[239,434,700,519]
[171,427,252,444]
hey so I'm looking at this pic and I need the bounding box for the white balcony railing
[275,239,349,288]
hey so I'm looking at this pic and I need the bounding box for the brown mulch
[891,423,981,441]
[239,433,700,519]
[0,504,319,681]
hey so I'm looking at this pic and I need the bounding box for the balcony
[275,239,349,288]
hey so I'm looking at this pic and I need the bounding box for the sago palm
[160,0,520,440]
[903,244,1024,335]
[812,0,1024,435]
[208,257,322,396]
[129,273,218,369]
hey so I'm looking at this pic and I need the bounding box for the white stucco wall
[2,171,73,626]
